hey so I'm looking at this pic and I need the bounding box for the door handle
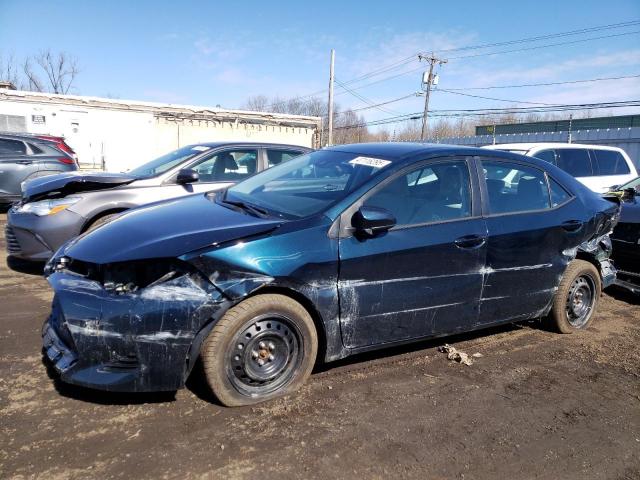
[561,220,583,232]
[454,235,486,249]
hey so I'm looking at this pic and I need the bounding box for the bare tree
[0,53,22,88]
[22,50,79,94]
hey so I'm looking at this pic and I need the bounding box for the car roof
[485,142,623,152]
[325,142,506,163]
[184,141,312,150]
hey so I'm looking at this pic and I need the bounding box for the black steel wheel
[201,294,317,406]
[548,259,601,333]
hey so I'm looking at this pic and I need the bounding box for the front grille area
[4,224,21,254]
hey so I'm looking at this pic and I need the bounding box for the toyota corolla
[42,143,619,406]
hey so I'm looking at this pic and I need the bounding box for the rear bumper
[6,208,85,261]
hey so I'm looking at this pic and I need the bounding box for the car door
[338,157,487,348]
[478,156,583,325]
[0,138,38,200]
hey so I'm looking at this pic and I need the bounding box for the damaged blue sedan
[42,143,619,406]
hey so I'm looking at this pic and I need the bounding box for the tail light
[36,135,76,157]
[57,157,75,165]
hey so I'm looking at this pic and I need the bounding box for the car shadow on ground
[605,286,640,305]
[186,320,545,405]
[313,320,541,375]
[6,256,46,276]
[43,320,546,407]
[41,355,177,405]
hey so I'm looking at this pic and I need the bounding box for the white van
[484,143,638,193]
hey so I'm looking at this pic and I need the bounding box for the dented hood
[22,172,139,202]
[62,193,282,263]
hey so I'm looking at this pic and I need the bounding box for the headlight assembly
[17,197,81,216]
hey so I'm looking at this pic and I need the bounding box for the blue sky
[1,0,639,126]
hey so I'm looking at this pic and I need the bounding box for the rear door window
[482,160,551,214]
[266,149,305,168]
[555,149,594,177]
[0,138,27,155]
[591,149,630,175]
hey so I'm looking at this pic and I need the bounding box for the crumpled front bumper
[42,270,228,392]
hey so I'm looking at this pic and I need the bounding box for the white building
[0,89,321,172]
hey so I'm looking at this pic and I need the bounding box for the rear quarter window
[591,149,630,175]
[549,177,572,207]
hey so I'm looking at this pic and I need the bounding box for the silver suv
[0,133,78,206]
[6,142,310,261]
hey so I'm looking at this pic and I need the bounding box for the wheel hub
[228,316,301,392]
[565,275,595,328]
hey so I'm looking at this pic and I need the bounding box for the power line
[445,73,640,90]
[448,30,640,60]
[335,78,401,115]
[347,93,417,113]
[437,88,557,105]
[259,22,640,108]
[335,29,640,95]
[432,20,640,54]
[334,100,640,130]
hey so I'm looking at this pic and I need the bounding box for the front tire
[201,294,317,407]
[548,259,601,333]
[84,213,121,233]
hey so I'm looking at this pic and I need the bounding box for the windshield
[128,145,211,177]
[225,149,394,219]
[619,176,640,191]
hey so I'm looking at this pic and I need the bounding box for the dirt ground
[0,213,638,480]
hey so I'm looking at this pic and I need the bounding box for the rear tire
[548,259,601,333]
[201,294,317,407]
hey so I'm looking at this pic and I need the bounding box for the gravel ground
[0,213,638,480]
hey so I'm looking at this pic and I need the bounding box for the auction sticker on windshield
[348,157,391,168]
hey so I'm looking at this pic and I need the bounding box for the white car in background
[484,143,638,193]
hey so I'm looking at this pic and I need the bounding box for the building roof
[0,89,321,128]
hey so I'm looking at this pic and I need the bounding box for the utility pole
[327,49,335,146]
[419,53,447,141]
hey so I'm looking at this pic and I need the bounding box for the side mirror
[622,187,637,201]
[176,168,199,184]
[352,206,396,237]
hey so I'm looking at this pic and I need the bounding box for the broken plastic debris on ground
[438,344,483,366]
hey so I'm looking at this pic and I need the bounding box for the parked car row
[5,142,310,261]
[0,132,78,206]
[485,143,637,193]
[33,143,622,406]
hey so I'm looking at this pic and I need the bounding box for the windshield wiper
[221,199,270,218]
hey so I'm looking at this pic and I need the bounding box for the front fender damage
[43,259,234,392]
